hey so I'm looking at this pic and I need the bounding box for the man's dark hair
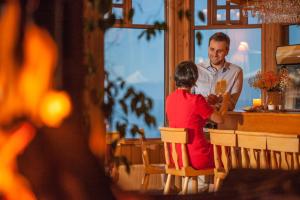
[209,32,230,49]
[175,61,198,88]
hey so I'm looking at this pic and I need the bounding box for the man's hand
[207,94,222,105]
[219,92,230,115]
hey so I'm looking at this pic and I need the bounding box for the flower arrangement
[248,69,290,92]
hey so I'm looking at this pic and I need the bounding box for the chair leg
[164,174,172,194]
[214,176,221,192]
[191,177,198,193]
[182,177,189,195]
[141,173,150,191]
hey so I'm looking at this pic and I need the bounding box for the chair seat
[166,167,214,177]
[144,164,165,174]
[214,169,227,179]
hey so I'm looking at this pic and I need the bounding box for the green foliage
[86,1,204,45]
[138,21,167,41]
[198,10,205,22]
[102,72,156,139]
[101,71,157,175]
[128,8,135,21]
[195,31,202,46]
[177,9,205,46]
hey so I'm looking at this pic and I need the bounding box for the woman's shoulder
[193,93,206,102]
[167,90,206,102]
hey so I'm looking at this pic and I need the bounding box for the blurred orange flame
[0,123,36,200]
[0,0,72,126]
[39,91,72,127]
[0,0,72,199]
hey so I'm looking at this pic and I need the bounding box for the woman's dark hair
[175,61,198,88]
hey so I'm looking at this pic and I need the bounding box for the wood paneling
[262,23,285,72]
[166,0,192,95]
[118,139,165,165]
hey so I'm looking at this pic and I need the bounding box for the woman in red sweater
[166,61,228,169]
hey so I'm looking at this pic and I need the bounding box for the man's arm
[228,69,243,110]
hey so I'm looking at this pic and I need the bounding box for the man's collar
[208,60,230,73]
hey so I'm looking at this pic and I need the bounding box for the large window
[193,0,262,110]
[105,0,165,138]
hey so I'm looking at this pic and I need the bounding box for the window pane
[132,0,164,25]
[217,9,226,21]
[246,11,261,24]
[230,9,240,21]
[195,0,208,26]
[112,0,123,4]
[217,0,226,5]
[194,29,262,110]
[289,25,300,45]
[112,7,123,19]
[105,28,164,138]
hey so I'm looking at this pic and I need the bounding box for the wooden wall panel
[118,140,165,165]
[166,0,192,96]
[262,23,285,72]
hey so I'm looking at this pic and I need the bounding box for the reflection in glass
[194,0,208,26]
[279,65,300,110]
[105,28,164,138]
[278,31,300,110]
[194,29,262,110]
[132,0,164,25]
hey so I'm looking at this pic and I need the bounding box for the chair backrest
[209,129,237,172]
[160,127,188,170]
[236,131,268,169]
[140,135,150,168]
[140,136,164,165]
[266,133,299,170]
[138,130,149,167]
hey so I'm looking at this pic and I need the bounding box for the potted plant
[248,68,290,109]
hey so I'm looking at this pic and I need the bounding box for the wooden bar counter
[219,111,300,135]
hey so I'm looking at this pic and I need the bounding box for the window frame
[108,0,167,138]
[191,0,261,61]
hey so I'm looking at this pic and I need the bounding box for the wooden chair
[236,131,268,169]
[209,129,237,192]
[266,133,299,170]
[160,127,214,195]
[140,135,165,191]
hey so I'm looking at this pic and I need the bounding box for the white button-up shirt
[193,61,243,110]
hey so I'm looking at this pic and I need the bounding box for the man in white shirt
[194,32,243,111]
